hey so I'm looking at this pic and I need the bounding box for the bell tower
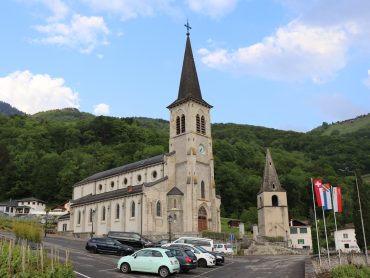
[257,149,289,239]
[167,27,221,234]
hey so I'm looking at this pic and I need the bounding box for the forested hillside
[0,109,369,233]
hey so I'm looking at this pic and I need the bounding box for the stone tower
[167,32,221,234]
[257,149,289,239]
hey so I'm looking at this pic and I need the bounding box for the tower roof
[167,34,212,109]
[259,148,285,193]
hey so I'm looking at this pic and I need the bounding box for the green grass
[221,218,240,235]
[331,264,370,278]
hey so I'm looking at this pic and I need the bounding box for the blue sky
[0,0,370,132]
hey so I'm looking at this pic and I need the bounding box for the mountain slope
[32,108,94,122]
[0,101,25,116]
[310,113,370,136]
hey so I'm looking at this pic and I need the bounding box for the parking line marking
[193,262,235,277]
[98,268,117,272]
[74,271,92,278]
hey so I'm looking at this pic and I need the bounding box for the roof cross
[184,19,191,36]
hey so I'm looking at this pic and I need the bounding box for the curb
[305,257,316,278]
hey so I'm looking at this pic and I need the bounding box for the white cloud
[40,0,69,22]
[364,70,370,89]
[199,21,348,83]
[93,103,110,115]
[0,70,79,114]
[34,14,110,53]
[185,0,238,18]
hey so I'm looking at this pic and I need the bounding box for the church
[67,30,221,239]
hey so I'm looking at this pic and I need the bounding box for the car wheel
[120,263,131,273]
[198,259,207,268]
[158,266,169,278]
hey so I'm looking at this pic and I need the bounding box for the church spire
[167,24,212,109]
[259,148,285,193]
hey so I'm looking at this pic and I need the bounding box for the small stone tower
[257,149,289,239]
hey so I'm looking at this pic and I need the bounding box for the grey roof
[58,213,70,220]
[144,176,168,187]
[167,186,184,196]
[291,219,309,227]
[74,152,174,187]
[168,34,212,109]
[259,148,286,194]
[71,185,143,207]
[0,200,18,207]
[18,197,46,203]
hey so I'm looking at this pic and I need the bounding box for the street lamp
[168,214,173,242]
[44,210,49,237]
[91,209,96,238]
[339,168,368,265]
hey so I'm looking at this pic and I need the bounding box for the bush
[13,222,42,243]
[331,264,370,278]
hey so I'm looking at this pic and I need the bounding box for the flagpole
[331,187,341,264]
[311,178,321,266]
[322,206,331,266]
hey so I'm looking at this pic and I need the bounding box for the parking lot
[41,235,306,278]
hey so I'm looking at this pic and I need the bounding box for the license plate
[193,260,197,263]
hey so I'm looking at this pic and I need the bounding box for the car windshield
[196,246,208,253]
[165,251,174,257]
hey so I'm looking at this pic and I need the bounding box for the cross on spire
[184,19,191,36]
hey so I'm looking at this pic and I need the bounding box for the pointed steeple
[168,32,212,109]
[259,148,285,193]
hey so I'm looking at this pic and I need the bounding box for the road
[1,233,306,278]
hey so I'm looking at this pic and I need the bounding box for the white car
[214,243,233,255]
[165,243,216,267]
[163,237,215,252]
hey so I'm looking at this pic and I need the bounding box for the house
[334,224,361,253]
[0,197,46,216]
[288,219,312,249]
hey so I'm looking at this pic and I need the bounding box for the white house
[0,197,46,216]
[334,225,361,253]
[288,219,312,250]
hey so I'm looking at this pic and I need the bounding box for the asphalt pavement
[1,233,307,278]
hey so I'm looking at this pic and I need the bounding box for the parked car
[85,237,134,256]
[164,237,214,252]
[107,231,153,249]
[214,243,233,255]
[164,246,197,273]
[117,248,180,278]
[167,243,216,267]
[196,246,225,264]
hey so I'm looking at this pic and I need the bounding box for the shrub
[331,264,370,278]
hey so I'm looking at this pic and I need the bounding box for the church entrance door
[198,206,207,232]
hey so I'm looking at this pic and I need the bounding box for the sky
[0,0,370,132]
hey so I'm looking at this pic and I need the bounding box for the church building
[257,149,289,239]
[68,30,221,239]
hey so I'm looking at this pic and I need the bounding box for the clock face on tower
[198,144,206,155]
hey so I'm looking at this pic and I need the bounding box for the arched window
[111,181,114,188]
[131,201,135,217]
[156,201,161,217]
[201,116,206,134]
[89,209,93,223]
[77,211,81,224]
[181,114,186,133]
[201,181,205,199]
[174,214,177,221]
[176,116,180,135]
[272,195,279,207]
[174,199,177,209]
[259,197,262,208]
[116,204,120,219]
[272,183,275,190]
[196,114,201,133]
[102,206,106,221]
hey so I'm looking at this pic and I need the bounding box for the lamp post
[168,214,173,242]
[91,209,96,238]
[339,168,368,265]
[44,210,49,237]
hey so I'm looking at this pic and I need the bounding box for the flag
[313,179,323,207]
[322,183,332,210]
[332,187,342,213]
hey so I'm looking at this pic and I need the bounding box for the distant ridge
[32,108,94,122]
[310,113,370,136]
[0,101,25,116]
